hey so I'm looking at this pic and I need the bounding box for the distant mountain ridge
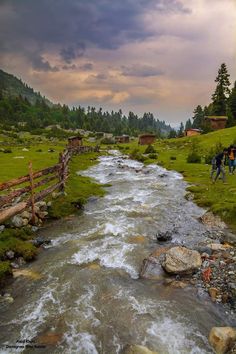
[0,69,53,106]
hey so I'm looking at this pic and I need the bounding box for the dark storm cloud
[121,65,164,77]
[30,55,59,72]
[0,0,190,68]
[60,44,85,64]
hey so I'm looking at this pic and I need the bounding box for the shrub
[144,145,156,154]
[130,149,147,162]
[149,153,158,159]
[187,152,201,163]
[101,137,116,144]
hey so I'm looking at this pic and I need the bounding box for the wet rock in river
[32,237,51,247]
[140,256,165,280]
[156,231,172,242]
[161,246,202,275]
[123,344,158,354]
[209,327,236,354]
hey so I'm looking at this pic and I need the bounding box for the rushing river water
[0,151,234,354]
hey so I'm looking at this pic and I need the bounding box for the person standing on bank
[228,144,236,174]
[213,148,228,183]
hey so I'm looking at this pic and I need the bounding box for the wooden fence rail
[0,145,98,224]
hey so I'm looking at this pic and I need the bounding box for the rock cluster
[9,201,51,228]
[191,244,236,310]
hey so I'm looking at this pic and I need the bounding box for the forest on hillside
[0,69,171,137]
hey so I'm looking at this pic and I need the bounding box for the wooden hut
[138,134,156,145]
[68,136,83,149]
[205,116,228,130]
[185,128,201,137]
[115,135,130,143]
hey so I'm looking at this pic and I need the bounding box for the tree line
[0,69,171,137]
[171,63,236,138]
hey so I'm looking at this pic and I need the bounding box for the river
[0,151,234,353]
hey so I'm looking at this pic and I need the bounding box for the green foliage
[204,141,224,164]
[49,152,106,218]
[144,145,156,154]
[170,156,176,160]
[186,140,201,163]
[187,152,201,163]
[0,69,172,137]
[0,233,37,261]
[129,148,147,162]
[211,63,231,115]
[148,153,158,159]
[168,129,177,139]
[0,261,12,283]
[100,137,116,144]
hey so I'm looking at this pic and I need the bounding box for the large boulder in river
[140,247,171,280]
[123,344,158,354]
[209,327,236,354]
[161,246,202,275]
[140,256,165,280]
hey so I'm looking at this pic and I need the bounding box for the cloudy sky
[0,0,235,125]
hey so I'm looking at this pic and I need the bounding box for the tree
[168,129,177,138]
[185,118,192,130]
[192,105,204,128]
[211,63,231,115]
[177,122,184,137]
[227,81,236,126]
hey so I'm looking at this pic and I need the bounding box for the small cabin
[138,134,156,145]
[68,136,83,149]
[205,116,228,130]
[185,128,201,137]
[115,135,130,143]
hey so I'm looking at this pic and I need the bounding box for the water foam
[71,236,138,278]
[146,317,211,354]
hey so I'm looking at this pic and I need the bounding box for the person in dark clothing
[213,149,228,183]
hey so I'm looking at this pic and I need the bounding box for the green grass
[0,142,66,182]
[49,152,106,218]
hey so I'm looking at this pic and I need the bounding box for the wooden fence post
[29,161,36,224]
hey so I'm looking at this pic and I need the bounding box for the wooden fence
[0,145,98,224]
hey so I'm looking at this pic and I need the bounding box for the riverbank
[0,150,106,286]
[118,126,236,233]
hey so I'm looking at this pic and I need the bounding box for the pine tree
[227,81,236,126]
[185,118,192,130]
[192,105,204,128]
[177,122,184,137]
[211,63,231,115]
